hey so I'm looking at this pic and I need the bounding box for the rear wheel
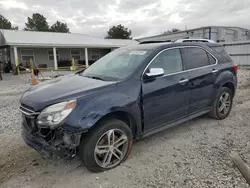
[79,119,133,172]
[209,87,233,120]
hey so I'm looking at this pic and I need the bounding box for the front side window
[148,48,183,75]
[21,49,34,61]
[182,47,210,70]
[81,48,152,81]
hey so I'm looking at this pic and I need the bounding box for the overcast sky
[0,0,250,39]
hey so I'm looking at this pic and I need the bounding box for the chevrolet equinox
[19,41,237,172]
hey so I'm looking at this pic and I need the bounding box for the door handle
[179,79,189,85]
[212,69,218,73]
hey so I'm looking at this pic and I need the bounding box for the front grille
[19,104,40,117]
[19,104,40,133]
[21,103,35,111]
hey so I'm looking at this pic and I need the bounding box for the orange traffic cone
[31,69,38,85]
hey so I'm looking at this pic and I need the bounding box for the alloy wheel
[217,92,231,116]
[94,129,128,169]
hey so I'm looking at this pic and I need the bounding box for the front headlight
[37,100,77,129]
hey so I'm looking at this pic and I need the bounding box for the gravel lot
[0,70,250,188]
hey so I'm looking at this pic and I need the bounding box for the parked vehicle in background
[19,40,237,172]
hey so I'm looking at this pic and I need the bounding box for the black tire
[79,119,133,172]
[209,87,233,120]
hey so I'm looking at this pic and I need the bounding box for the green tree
[105,24,132,39]
[24,13,49,31]
[0,15,18,30]
[50,21,70,33]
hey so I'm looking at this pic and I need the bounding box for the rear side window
[182,47,210,70]
[207,53,216,65]
[210,46,232,61]
[148,48,183,75]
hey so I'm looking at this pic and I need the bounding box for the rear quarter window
[207,53,217,65]
[210,46,232,62]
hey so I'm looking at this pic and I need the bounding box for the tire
[79,119,133,172]
[209,87,233,120]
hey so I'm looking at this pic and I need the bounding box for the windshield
[81,48,152,81]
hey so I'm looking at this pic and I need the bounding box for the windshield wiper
[84,75,105,81]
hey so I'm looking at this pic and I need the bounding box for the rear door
[142,48,190,132]
[181,47,218,114]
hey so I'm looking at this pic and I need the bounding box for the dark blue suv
[19,41,237,172]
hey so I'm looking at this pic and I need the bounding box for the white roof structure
[0,29,138,48]
[137,26,250,43]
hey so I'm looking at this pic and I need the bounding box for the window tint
[182,47,210,70]
[148,49,183,75]
[210,46,232,61]
[207,53,216,65]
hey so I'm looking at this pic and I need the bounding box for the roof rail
[174,39,216,43]
[138,39,216,45]
[139,40,172,44]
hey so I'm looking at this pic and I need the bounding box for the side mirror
[145,68,164,78]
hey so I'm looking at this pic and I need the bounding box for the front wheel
[79,119,133,172]
[209,87,233,120]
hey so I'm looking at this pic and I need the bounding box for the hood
[20,74,116,111]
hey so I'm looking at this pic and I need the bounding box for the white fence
[223,41,250,67]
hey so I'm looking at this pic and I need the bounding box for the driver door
[142,48,190,132]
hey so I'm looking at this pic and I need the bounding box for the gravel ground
[0,69,250,188]
[0,71,72,95]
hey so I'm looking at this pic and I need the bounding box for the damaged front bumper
[22,129,73,159]
[21,115,82,159]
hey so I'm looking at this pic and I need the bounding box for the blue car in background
[19,40,237,172]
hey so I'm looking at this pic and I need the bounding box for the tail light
[233,63,238,73]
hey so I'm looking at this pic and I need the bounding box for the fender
[62,91,142,135]
[212,70,237,101]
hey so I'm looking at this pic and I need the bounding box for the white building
[137,26,250,43]
[0,30,138,73]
